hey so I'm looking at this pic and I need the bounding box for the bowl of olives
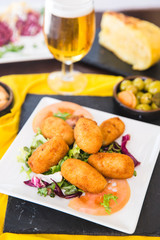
[113,76,160,121]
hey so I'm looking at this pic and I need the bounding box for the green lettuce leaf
[37,187,48,197]
[100,194,118,214]
[17,130,48,178]
[68,143,81,158]
[54,112,71,121]
[31,129,47,149]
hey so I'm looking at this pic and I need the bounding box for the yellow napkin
[0,73,154,240]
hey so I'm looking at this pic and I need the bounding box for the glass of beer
[43,0,95,95]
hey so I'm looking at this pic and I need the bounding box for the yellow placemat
[0,73,158,240]
[0,73,122,159]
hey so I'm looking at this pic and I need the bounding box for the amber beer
[44,0,95,63]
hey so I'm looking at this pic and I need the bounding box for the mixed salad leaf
[17,130,46,162]
[38,187,48,197]
[100,142,121,153]
[24,175,83,199]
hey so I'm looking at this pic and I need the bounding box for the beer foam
[45,0,94,18]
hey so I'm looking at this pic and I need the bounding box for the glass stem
[61,62,74,82]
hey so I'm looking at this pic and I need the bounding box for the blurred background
[94,0,160,11]
[0,0,160,66]
[1,0,160,11]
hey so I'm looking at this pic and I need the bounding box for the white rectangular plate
[0,97,160,234]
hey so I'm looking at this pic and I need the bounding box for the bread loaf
[99,12,160,70]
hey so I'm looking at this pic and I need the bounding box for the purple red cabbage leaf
[121,134,141,167]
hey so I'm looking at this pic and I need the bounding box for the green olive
[152,93,160,108]
[136,104,151,111]
[126,85,138,94]
[133,77,145,91]
[151,103,159,110]
[120,80,133,91]
[144,78,153,91]
[140,92,152,104]
[148,81,160,94]
[136,91,143,101]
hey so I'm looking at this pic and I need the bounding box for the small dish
[113,76,160,121]
[0,82,14,117]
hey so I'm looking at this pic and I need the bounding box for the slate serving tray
[82,28,160,78]
[3,94,160,235]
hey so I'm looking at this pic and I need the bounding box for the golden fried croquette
[41,116,74,145]
[28,136,69,174]
[74,118,103,154]
[61,158,107,193]
[106,117,125,134]
[88,152,134,179]
[100,122,119,146]
[100,117,125,146]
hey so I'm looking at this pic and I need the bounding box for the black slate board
[82,29,160,78]
[3,94,160,235]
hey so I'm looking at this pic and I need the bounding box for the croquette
[61,158,107,193]
[41,116,74,145]
[100,117,125,146]
[106,117,125,134]
[88,152,134,179]
[74,118,103,154]
[28,135,69,173]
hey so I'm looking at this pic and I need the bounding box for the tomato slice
[32,101,93,132]
[69,179,130,215]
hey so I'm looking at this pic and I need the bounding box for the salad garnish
[24,175,83,199]
[53,111,71,121]
[100,142,121,153]
[38,188,48,197]
[100,193,118,214]
[134,170,137,176]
